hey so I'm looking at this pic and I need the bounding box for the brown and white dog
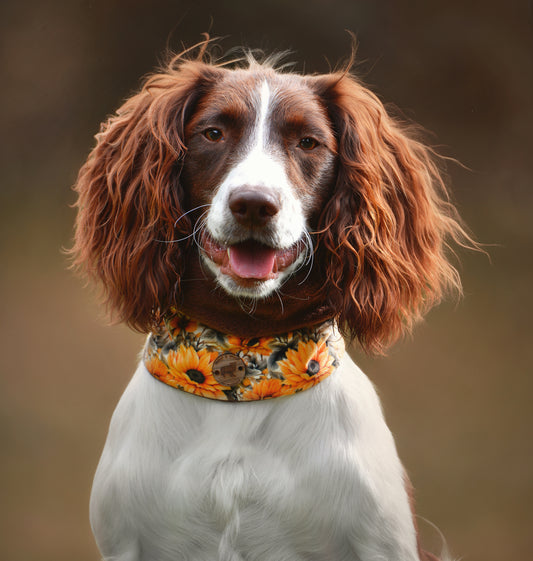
[73,46,465,561]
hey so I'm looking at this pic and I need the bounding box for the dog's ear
[312,73,471,353]
[71,60,221,331]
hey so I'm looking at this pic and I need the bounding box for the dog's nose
[228,188,280,226]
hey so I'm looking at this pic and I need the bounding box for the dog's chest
[144,380,354,556]
[166,398,322,520]
[91,360,419,560]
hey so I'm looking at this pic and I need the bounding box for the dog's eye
[203,128,224,142]
[298,137,319,150]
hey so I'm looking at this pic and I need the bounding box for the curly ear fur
[314,73,472,353]
[72,51,473,351]
[71,59,221,331]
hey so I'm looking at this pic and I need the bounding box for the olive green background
[1,1,532,560]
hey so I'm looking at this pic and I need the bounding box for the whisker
[279,291,310,302]
[274,288,285,315]
[155,205,212,244]
[297,231,315,286]
[191,212,211,253]
[174,203,212,228]
[196,252,211,282]
[237,296,258,316]
[156,231,196,244]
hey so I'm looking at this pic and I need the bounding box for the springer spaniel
[73,47,465,561]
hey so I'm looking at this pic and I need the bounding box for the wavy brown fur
[71,56,219,330]
[312,72,470,353]
[71,46,473,354]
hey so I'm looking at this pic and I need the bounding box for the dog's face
[72,55,467,351]
[182,69,337,298]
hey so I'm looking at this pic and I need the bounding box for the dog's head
[72,48,469,352]
[181,65,337,301]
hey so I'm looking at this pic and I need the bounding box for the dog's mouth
[201,233,302,286]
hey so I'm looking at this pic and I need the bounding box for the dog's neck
[177,256,337,337]
[144,310,345,402]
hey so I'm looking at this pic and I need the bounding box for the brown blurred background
[1,1,532,560]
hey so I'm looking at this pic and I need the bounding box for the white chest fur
[90,352,420,561]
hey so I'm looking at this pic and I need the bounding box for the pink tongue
[229,242,277,279]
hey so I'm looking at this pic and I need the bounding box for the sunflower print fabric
[143,311,345,402]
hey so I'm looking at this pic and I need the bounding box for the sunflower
[145,353,171,381]
[278,339,335,391]
[167,314,199,337]
[241,378,289,400]
[226,335,273,357]
[165,345,230,399]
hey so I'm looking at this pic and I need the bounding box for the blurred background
[1,1,532,560]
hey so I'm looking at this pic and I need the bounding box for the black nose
[228,187,281,226]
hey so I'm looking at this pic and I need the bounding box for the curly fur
[72,49,469,352]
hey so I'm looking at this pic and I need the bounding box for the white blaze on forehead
[221,79,278,186]
[220,80,282,188]
[255,80,272,150]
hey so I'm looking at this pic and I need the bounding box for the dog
[72,45,467,561]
